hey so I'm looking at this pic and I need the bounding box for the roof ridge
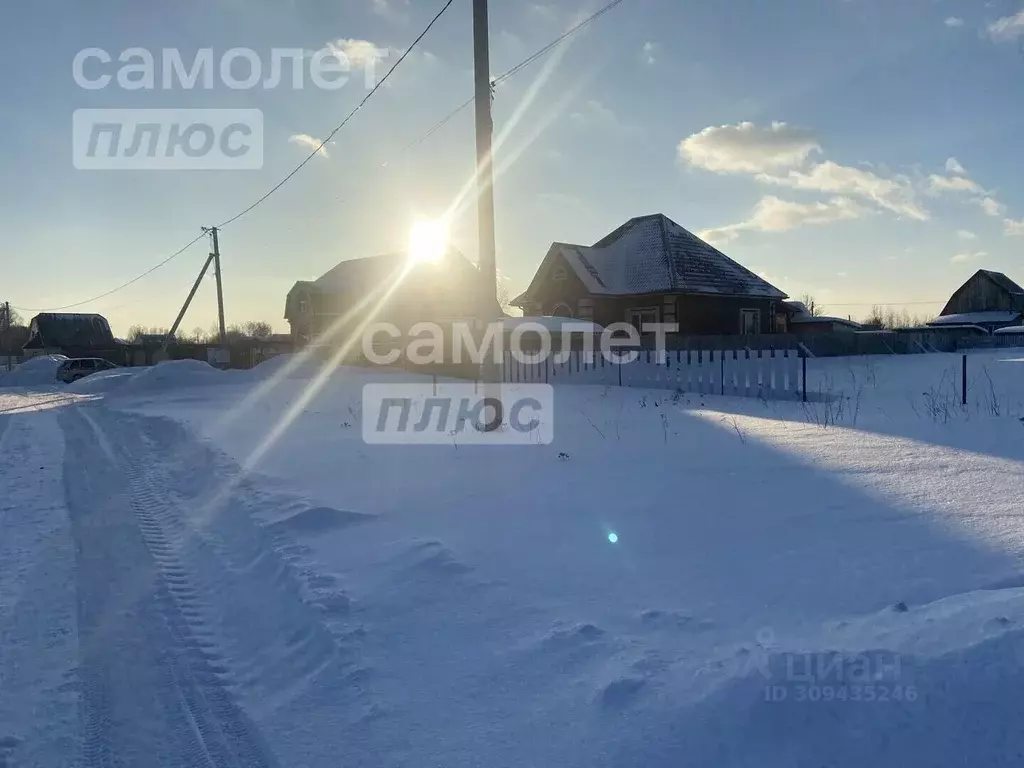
[655,214,675,291]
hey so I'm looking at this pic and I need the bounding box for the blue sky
[2,0,1024,333]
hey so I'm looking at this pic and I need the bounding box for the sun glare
[408,218,449,264]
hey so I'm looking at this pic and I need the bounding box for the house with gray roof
[23,312,125,362]
[511,213,789,336]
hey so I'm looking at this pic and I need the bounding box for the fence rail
[503,348,805,400]
[957,333,1024,350]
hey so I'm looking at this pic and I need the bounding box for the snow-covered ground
[2,349,1023,766]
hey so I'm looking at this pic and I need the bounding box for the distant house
[284,249,495,345]
[511,214,788,337]
[784,301,863,335]
[928,269,1024,332]
[23,313,123,360]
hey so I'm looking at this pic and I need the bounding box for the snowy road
[60,404,280,768]
[1,392,313,767]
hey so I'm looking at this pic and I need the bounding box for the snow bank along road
[3,348,1024,767]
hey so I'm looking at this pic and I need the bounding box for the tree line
[125,320,276,344]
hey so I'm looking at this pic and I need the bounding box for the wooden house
[510,214,788,337]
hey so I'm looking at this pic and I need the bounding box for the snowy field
[2,349,1024,767]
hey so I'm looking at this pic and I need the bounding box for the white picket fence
[502,348,805,400]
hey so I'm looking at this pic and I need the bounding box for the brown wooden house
[284,249,494,345]
[927,269,1023,331]
[511,214,788,336]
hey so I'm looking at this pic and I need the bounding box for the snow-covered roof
[927,311,1022,327]
[498,316,604,335]
[518,214,786,303]
[25,313,116,350]
[993,325,1024,335]
[790,315,863,329]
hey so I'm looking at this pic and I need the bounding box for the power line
[394,0,629,156]
[12,233,208,313]
[826,300,946,307]
[216,0,456,230]
[492,0,627,87]
[13,0,455,315]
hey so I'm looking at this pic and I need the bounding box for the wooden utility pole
[473,0,498,317]
[163,227,226,352]
[473,0,502,429]
[2,301,11,371]
[211,226,227,345]
[165,253,214,345]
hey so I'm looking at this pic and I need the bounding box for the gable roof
[285,248,500,321]
[979,269,1024,296]
[24,313,116,350]
[313,252,411,295]
[940,269,1024,316]
[515,214,786,304]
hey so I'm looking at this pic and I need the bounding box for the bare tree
[1,303,23,327]
[496,283,522,318]
[185,327,208,343]
[799,294,825,317]
[126,325,173,343]
[862,306,931,329]
[243,320,274,339]
[0,302,28,354]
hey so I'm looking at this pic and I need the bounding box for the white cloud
[978,197,1007,217]
[289,134,329,157]
[989,10,1024,41]
[946,157,966,174]
[944,16,965,28]
[327,38,391,69]
[951,251,986,263]
[699,195,868,243]
[956,229,978,240]
[1004,218,1024,236]
[642,42,658,65]
[758,161,929,220]
[928,173,984,195]
[679,121,821,174]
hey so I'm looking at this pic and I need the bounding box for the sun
[408,218,449,264]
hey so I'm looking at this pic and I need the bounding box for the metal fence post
[962,354,967,406]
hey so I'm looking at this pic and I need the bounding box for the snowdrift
[115,359,236,395]
[0,355,66,387]
[618,588,1024,767]
[66,367,142,394]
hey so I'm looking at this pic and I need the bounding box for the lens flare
[607,532,619,544]
[408,217,449,264]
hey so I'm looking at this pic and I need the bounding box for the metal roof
[927,310,1021,326]
[979,269,1024,296]
[522,214,786,301]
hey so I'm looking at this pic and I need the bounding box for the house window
[627,307,659,333]
[740,308,761,335]
[551,302,574,318]
[552,266,568,281]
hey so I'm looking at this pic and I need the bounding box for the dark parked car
[56,357,119,383]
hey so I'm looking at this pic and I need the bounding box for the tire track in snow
[60,405,281,768]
